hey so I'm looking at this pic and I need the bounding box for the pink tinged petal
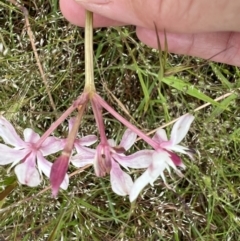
[74,137,97,153]
[148,152,170,185]
[41,137,63,156]
[74,145,96,156]
[167,151,185,169]
[0,144,30,165]
[113,150,154,169]
[37,153,52,178]
[152,129,168,143]
[59,174,69,190]
[67,117,75,132]
[170,114,194,145]
[110,161,133,196]
[170,144,195,159]
[129,170,151,202]
[107,139,116,147]
[50,155,70,197]
[71,154,94,167]
[166,144,191,155]
[71,145,96,168]
[14,152,41,187]
[23,128,40,143]
[67,119,96,146]
[0,116,26,147]
[15,163,40,187]
[93,153,101,177]
[129,151,171,202]
[119,129,137,151]
[75,135,98,147]
[156,152,185,180]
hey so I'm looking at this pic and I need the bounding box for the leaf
[0,175,16,186]
[136,67,150,112]
[210,63,232,89]
[162,76,224,108]
[0,182,17,208]
[230,128,240,142]
[47,208,66,241]
[209,93,237,120]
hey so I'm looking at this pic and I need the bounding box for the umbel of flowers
[0,98,194,202]
[0,11,195,202]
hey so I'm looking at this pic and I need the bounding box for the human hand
[60,0,240,66]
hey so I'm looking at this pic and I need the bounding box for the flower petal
[148,151,170,185]
[14,152,41,187]
[68,117,98,147]
[37,152,52,178]
[107,139,116,147]
[167,151,185,168]
[93,147,102,177]
[67,117,75,132]
[129,151,170,202]
[0,116,26,147]
[152,129,168,143]
[170,114,194,145]
[113,150,153,169]
[165,145,189,154]
[0,144,29,165]
[74,136,97,153]
[71,145,95,167]
[74,145,96,156]
[153,151,185,181]
[75,135,98,147]
[71,153,94,167]
[41,137,62,156]
[110,161,133,196]
[23,128,40,143]
[129,170,151,202]
[119,129,137,151]
[59,174,69,190]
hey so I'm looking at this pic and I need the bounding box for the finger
[136,27,240,66]
[60,0,125,27]
[74,0,240,32]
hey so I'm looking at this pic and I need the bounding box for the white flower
[130,114,194,202]
[0,116,68,188]
[71,128,152,196]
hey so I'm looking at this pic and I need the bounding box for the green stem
[84,11,95,92]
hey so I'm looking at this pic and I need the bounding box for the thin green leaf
[210,63,232,89]
[0,182,17,208]
[209,93,237,120]
[162,76,224,108]
[47,207,66,241]
[230,128,240,142]
[0,175,16,186]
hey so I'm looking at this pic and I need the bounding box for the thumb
[76,0,240,33]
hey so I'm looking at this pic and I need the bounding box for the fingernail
[75,0,110,4]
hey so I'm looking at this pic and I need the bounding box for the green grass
[1,1,240,240]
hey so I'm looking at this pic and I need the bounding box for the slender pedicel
[84,11,95,92]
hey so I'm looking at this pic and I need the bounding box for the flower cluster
[0,102,194,202]
[0,10,196,203]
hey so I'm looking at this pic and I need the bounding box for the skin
[60,0,240,66]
